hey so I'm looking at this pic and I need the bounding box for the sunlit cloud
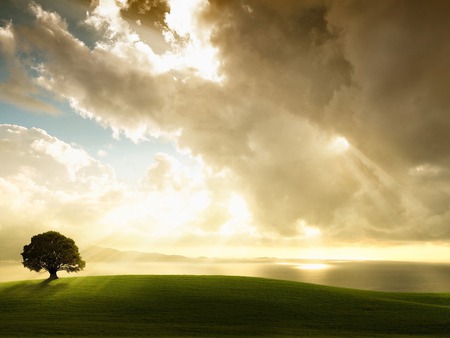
[84,0,222,82]
[1,0,450,262]
[330,136,350,154]
[296,220,322,239]
[161,0,223,81]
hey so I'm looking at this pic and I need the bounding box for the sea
[2,259,450,292]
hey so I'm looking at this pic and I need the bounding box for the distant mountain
[82,246,190,262]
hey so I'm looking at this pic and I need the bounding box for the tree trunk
[48,269,58,280]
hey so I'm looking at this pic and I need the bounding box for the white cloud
[0,124,268,257]
[0,124,123,255]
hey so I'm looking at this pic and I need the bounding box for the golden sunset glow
[1,0,450,267]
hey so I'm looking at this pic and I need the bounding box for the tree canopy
[21,231,85,279]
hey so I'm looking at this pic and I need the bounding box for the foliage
[0,275,449,336]
[21,231,85,278]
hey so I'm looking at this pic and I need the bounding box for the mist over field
[2,247,450,292]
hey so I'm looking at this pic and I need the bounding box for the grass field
[0,275,449,337]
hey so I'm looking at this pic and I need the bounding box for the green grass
[0,275,449,337]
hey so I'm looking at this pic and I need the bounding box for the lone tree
[21,231,86,279]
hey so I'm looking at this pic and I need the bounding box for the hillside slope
[0,275,449,337]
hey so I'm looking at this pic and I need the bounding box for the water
[2,259,450,292]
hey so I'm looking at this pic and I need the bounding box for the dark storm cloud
[196,0,450,240]
[121,0,170,31]
[326,0,450,168]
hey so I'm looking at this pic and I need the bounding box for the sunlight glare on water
[296,263,330,270]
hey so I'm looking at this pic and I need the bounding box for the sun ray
[339,144,428,237]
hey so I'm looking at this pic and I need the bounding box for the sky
[1,0,450,262]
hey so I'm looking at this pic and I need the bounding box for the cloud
[325,0,450,168]
[23,1,172,141]
[2,0,450,250]
[0,124,259,258]
[0,124,124,258]
[120,0,170,32]
[0,22,60,115]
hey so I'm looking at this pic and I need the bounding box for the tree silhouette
[21,231,85,279]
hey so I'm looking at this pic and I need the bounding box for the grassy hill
[0,275,449,337]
